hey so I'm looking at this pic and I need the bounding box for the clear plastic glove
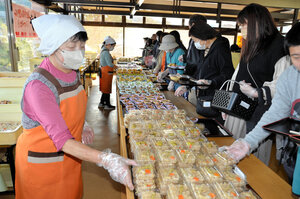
[219,139,251,162]
[82,121,94,145]
[239,80,258,98]
[97,149,138,191]
[157,69,169,82]
[175,86,187,97]
[168,81,175,91]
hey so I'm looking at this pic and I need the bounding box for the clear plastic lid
[190,183,219,199]
[144,120,158,130]
[166,184,193,199]
[128,129,146,140]
[201,141,219,154]
[186,127,203,138]
[167,138,185,150]
[183,138,201,151]
[150,137,170,150]
[181,119,195,127]
[179,167,205,184]
[171,120,185,129]
[138,191,162,199]
[134,150,156,165]
[162,129,178,139]
[239,190,258,199]
[157,121,173,129]
[221,170,247,189]
[155,149,177,165]
[175,149,196,167]
[195,151,215,167]
[176,129,191,139]
[212,182,239,199]
[135,183,156,193]
[158,167,181,184]
[213,152,236,167]
[133,164,156,181]
[199,166,224,183]
[129,121,144,131]
[130,139,150,153]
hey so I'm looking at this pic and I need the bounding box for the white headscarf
[32,14,86,56]
[103,36,116,45]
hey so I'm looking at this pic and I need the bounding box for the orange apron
[161,51,167,72]
[99,65,114,94]
[15,68,87,199]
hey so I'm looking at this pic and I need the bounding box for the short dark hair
[156,30,163,37]
[159,32,168,43]
[237,3,279,63]
[189,15,207,26]
[189,21,217,40]
[70,31,88,42]
[284,22,300,55]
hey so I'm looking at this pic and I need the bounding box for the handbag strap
[219,80,240,91]
[247,63,259,88]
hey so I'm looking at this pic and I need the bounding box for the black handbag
[196,94,220,118]
[211,80,258,120]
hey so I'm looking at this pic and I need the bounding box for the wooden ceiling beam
[182,0,300,9]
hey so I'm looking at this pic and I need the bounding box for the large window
[165,29,189,49]
[84,26,123,58]
[124,28,160,58]
[0,1,11,71]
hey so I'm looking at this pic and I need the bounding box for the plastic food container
[190,183,219,199]
[137,191,162,199]
[195,152,215,167]
[201,141,219,154]
[162,129,178,139]
[199,166,224,183]
[212,152,236,169]
[133,164,155,181]
[166,184,193,199]
[150,137,170,150]
[179,167,205,184]
[155,149,177,166]
[175,149,196,168]
[221,170,247,192]
[239,190,258,199]
[134,150,156,165]
[166,138,185,150]
[183,138,201,151]
[212,182,239,199]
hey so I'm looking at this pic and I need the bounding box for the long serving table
[117,90,293,199]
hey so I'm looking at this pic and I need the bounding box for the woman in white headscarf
[98,36,116,110]
[15,15,136,199]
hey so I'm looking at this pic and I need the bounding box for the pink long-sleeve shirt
[23,57,76,151]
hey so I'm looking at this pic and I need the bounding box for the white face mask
[241,27,247,39]
[109,46,114,51]
[194,41,206,50]
[59,49,85,70]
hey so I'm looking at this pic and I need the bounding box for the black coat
[233,33,285,93]
[184,39,204,78]
[196,36,235,97]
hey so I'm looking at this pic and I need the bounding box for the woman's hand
[97,149,137,191]
[219,139,251,162]
[82,122,94,145]
[175,86,187,96]
[239,80,258,98]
